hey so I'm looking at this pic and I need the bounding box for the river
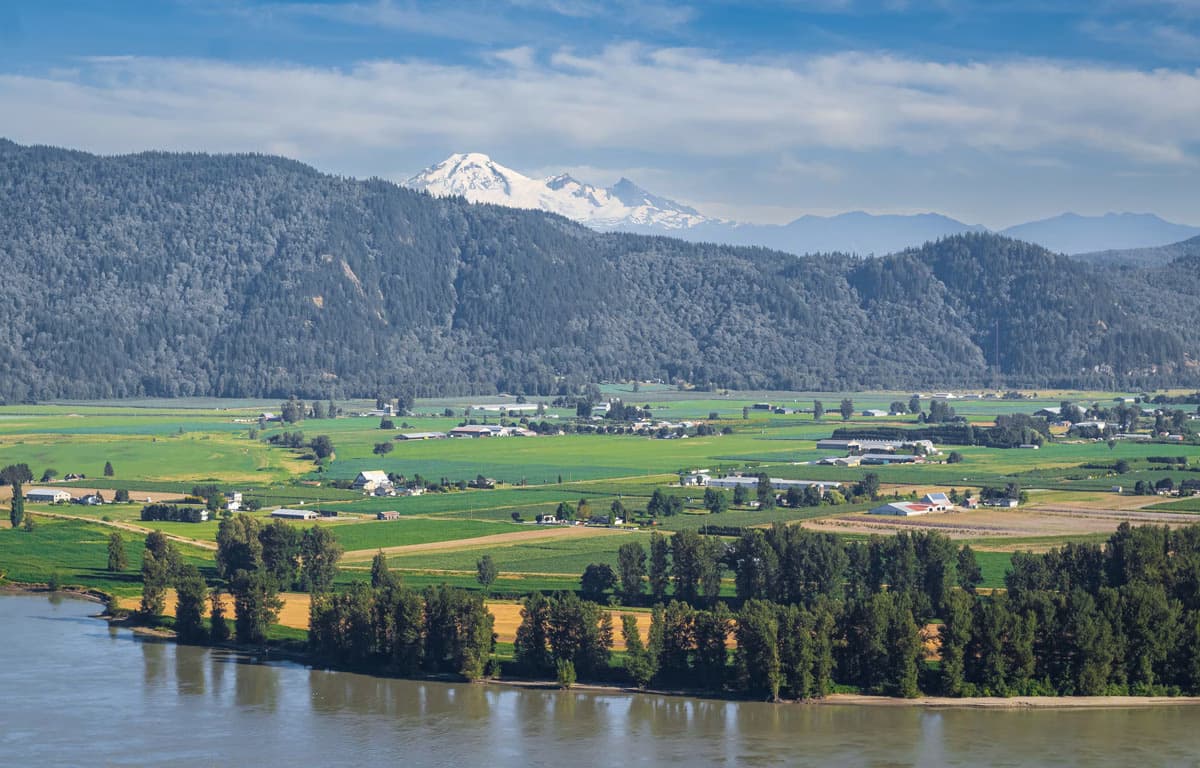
[4,595,1200,767]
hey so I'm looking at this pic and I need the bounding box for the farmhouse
[984,498,1019,508]
[25,488,72,503]
[353,470,392,493]
[870,501,934,516]
[377,511,401,520]
[681,472,711,486]
[226,491,243,512]
[271,508,319,520]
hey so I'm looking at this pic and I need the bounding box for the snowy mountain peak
[404,153,712,230]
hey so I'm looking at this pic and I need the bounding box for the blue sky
[0,0,1197,227]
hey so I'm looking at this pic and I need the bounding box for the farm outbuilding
[25,488,72,503]
[271,508,319,520]
[869,502,934,517]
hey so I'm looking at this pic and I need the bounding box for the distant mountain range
[405,153,1200,256]
[1001,213,1200,256]
[2,139,1198,401]
[1073,236,1200,268]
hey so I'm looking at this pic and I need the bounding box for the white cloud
[0,47,1197,172]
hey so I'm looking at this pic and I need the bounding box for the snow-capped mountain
[404,153,1200,257]
[404,153,710,230]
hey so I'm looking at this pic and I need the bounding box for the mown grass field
[0,517,214,596]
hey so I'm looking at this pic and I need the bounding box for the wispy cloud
[0,46,1196,169]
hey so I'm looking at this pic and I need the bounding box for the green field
[0,517,214,596]
[2,391,1197,605]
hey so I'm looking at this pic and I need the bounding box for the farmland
[2,389,1198,609]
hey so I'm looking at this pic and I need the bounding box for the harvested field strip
[119,590,654,647]
[341,525,632,562]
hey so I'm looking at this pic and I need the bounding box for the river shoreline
[7,585,1200,710]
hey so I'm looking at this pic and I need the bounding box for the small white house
[25,488,72,504]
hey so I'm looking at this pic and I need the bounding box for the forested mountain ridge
[0,140,1196,400]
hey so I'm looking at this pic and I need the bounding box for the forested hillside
[0,140,1196,400]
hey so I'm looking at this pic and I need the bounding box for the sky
[0,1,1197,228]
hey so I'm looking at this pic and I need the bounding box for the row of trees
[130,514,346,646]
[309,555,494,680]
[588,526,978,617]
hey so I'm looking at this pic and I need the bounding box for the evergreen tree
[616,541,647,603]
[106,531,128,572]
[621,613,656,687]
[648,532,670,602]
[514,591,554,675]
[735,600,782,701]
[260,519,302,590]
[300,525,342,593]
[139,549,169,617]
[209,591,231,643]
[476,554,499,594]
[174,563,209,643]
[232,568,284,646]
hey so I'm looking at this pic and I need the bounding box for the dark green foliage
[140,504,208,523]
[702,487,728,515]
[546,592,613,677]
[616,541,646,603]
[648,532,670,602]
[580,562,617,602]
[260,520,302,590]
[421,585,493,680]
[215,514,263,580]
[621,613,656,687]
[139,549,170,616]
[174,563,208,644]
[2,464,31,528]
[475,554,498,594]
[106,531,127,572]
[693,603,732,691]
[670,530,704,604]
[209,591,231,643]
[300,525,342,594]
[513,591,554,675]
[735,600,782,700]
[232,568,284,646]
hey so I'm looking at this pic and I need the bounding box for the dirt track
[341,525,631,561]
